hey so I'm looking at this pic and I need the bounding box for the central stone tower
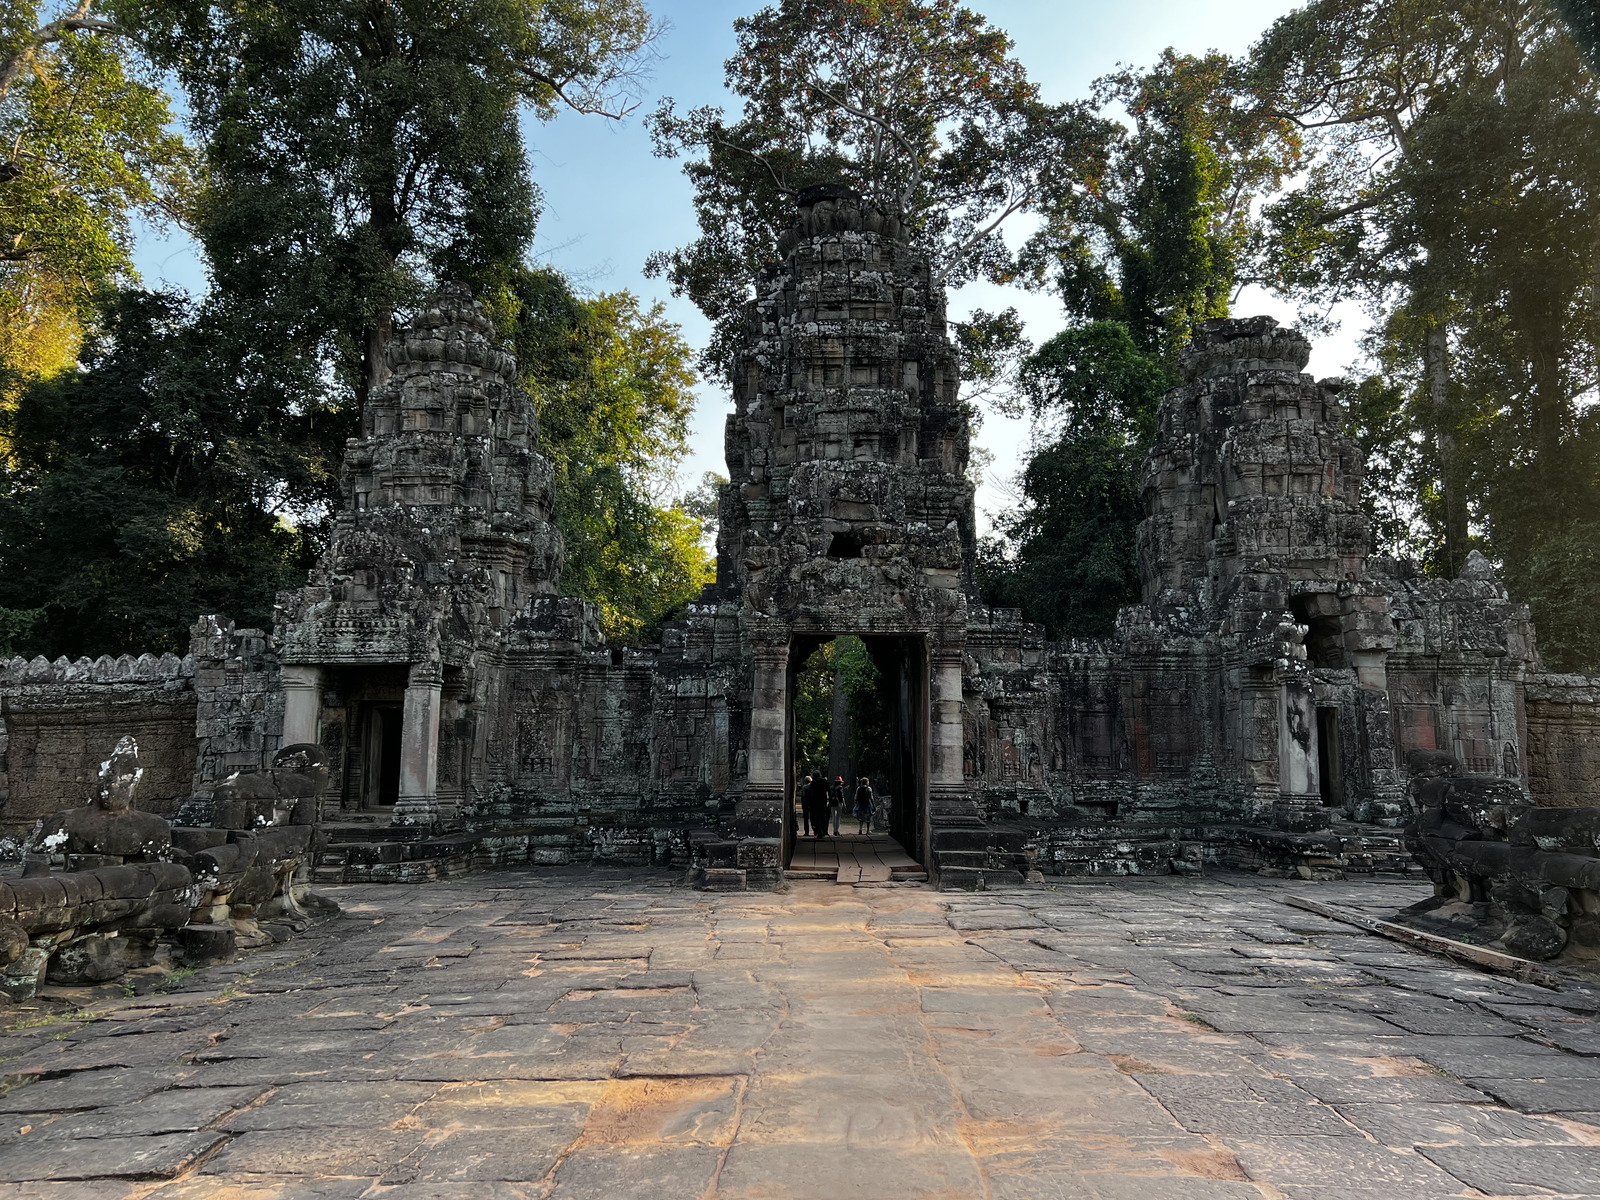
[715,183,985,885]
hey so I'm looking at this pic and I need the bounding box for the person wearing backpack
[827,775,845,836]
[852,777,875,835]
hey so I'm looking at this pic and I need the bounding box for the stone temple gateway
[4,186,1600,905]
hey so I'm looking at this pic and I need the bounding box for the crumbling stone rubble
[0,736,335,1001]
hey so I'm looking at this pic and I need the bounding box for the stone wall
[0,653,197,839]
[189,616,284,799]
[1525,675,1600,808]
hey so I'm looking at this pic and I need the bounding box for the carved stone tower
[276,284,564,825]
[1134,316,1401,829]
[716,184,985,884]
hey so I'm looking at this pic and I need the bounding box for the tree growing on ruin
[0,1,193,388]
[1252,0,1600,669]
[646,0,1093,376]
[980,53,1299,637]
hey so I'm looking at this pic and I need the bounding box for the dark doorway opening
[783,633,925,872]
[1316,706,1344,808]
[1289,595,1347,669]
[371,705,403,806]
[826,530,863,559]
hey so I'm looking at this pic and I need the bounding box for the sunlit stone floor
[3,868,1600,1199]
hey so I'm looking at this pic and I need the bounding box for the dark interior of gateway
[321,665,409,809]
[782,634,926,874]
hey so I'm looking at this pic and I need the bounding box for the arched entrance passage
[781,633,927,877]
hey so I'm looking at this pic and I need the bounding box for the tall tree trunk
[827,662,851,787]
[360,309,393,407]
[1426,319,1468,576]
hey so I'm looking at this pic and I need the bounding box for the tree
[982,53,1297,636]
[1253,0,1600,667]
[979,323,1166,637]
[0,1,193,385]
[647,0,1089,376]
[509,267,711,643]
[119,0,660,407]
[1555,0,1600,67]
[1022,51,1299,364]
[0,289,322,657]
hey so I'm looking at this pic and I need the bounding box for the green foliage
[117,0,658,404]
[1252,0,1600,667]
[987,53,1291,635]
[509,267,711,643]
[1023,51,1300,363]
[792,643,834,775]
[1520,513,1600,674]
[1556,0,1600,67]
[0,289,321,657]
[1339,374,1438,565]
[979,323,1166,637]
[0,3,194,382]
[0,606,42,655]
[646,0,1085,376]
[791,637,892,783]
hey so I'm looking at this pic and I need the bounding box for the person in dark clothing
[797,774,814,837]
[827,776,845,836]
[804,774,830,839]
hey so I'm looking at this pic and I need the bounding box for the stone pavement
[3,869,1600,1199]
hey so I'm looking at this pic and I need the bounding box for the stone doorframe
[280,660,445,827]
[735,629,968,885]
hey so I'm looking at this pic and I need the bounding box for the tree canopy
[0,1,193,387]
[0,289,318,656]
[980,52,1297,638]
[117,0,660,406]
[1249,0,1600,668]
[510,267,712,644]
[647,0,1088,375]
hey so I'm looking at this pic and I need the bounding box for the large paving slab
[2,868,1599,1198]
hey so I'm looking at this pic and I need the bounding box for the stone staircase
[313,817,481,884]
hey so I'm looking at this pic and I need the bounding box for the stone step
[930,828,990,853]
[322,823,429,844]
[935,850,988,870]
[936,865,986,891]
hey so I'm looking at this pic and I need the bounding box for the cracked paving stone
[1419,1145,1600,1195]
[0,1131,226,1182]
[6,870,1600,1197]
[1335,1101,1594,1146]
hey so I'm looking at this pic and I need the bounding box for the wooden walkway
[786,833,925,883]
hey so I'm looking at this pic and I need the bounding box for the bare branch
[0,0,120,106]
[709,135,795,197]
[807,82,921,160]
[950,192,1029,258]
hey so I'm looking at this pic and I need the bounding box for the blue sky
[133,0,1361,530]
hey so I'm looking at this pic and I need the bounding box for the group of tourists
[795,772,877,837]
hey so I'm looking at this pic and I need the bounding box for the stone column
[927,641,986,887]
[1275,677,1323,830]
[393,663,442,827]
[280,665,322,747]
[732,637,788,885]
[928,646,968,798]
